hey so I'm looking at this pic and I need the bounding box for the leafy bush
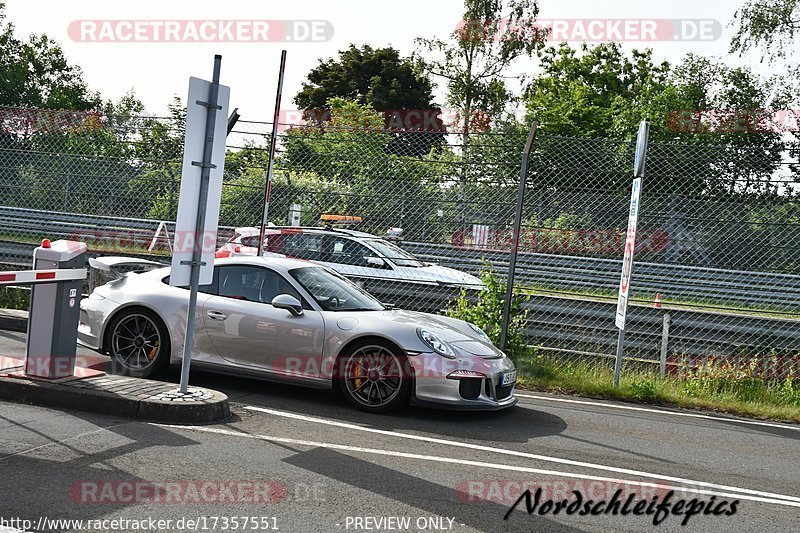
[446,264,529,359]
[0,287,30,310]
[628,378,657,402]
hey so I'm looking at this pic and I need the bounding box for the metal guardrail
[0,206,235,266]
[361,279,800,365]
[4,206,799,310]
[1,206,798,366]
[401,241,800,312]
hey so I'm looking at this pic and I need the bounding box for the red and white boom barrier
[0,268,86,286]
[0,239,88,379]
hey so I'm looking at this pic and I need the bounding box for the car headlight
[417,328,457,359]
[467,323,491,343]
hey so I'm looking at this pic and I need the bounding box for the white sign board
[633,121,648,177]
[289,203,302,226]
[170,77,230,286]
[615,177,642,330]
[472,224,490,247]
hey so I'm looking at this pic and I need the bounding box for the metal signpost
[259,50,288,257]
[170,55,230,393]
[499,122,537,352]
[613,119,650,387]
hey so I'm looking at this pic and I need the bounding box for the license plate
[501,371,517,386]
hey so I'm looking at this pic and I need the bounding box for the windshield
[289,267,385,312]
[364,239,425,268]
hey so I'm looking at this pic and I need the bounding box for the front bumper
[408,351,517,411]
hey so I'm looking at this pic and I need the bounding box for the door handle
[206,310,227,320]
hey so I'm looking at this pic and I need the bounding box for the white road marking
[243,405,800,504]
[155,423,800,509]
[515,393,800,431]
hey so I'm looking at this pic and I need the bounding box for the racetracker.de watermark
[68,19,334,43]
[457,18,722,42]
[69,480,290,505]
[667,109,800,134]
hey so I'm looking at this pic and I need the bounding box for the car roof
[234,226,379,239]
[214,255,317,272]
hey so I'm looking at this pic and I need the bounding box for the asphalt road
[0,331,798,533]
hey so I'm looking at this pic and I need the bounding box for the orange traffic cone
[654,292,663,309]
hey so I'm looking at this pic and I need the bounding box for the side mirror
[366,256,385,268]
[271,294,304,316]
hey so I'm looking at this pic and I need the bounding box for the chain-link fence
[1,105,798,380]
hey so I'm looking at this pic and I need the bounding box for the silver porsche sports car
[78,256,517,412]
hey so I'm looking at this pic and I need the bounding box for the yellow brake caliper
[148,340,160,360]
[353,356,363,391]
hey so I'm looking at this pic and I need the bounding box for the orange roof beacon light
[320,214,362,225]
[320,214,363,230]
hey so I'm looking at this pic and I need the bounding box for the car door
[201,265,325,379]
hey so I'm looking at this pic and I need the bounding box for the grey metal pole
[179,55,222,393]
[167,167,176,221]
[660,313,671,377]
[259,50,287,257]
[613,118,650,388]
[63,160,72,211]
[499,122,537,352]
[613,328,625,387]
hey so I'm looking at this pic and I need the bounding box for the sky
[3,0,782,119]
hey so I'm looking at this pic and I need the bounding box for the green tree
[526,43,673,137]
[730,0,799,61]
[526,43,795,142]
[416,0,545,231]
[281,98,449,239]
[125,96,187,219]
[296,44,436,112]
[518,43,798,270]
[295,44,444,156]
[416,0,544,133]
[0,2,99,109]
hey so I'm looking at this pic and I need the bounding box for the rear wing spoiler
[88,256,166,290]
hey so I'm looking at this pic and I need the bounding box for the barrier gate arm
[0,268,87,285]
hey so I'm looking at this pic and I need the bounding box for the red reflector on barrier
[35,272,56,280]
[0,274,15,282]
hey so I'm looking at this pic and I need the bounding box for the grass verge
[515,354,800,424]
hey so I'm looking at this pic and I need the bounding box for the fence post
[499,122,537,353]
[167,167,176,221]
[63,159,72,211]
[258,50,287,256]
[660,312,671,377]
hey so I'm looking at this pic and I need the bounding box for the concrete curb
[0,374,230,424]
[0,309,230,423]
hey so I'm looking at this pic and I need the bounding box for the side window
[265,233,286,254]
[326,237,372,266]
[217,266,302,304]
[162,273,218,295]
[240,235,261,248]
[283,234,323,260]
